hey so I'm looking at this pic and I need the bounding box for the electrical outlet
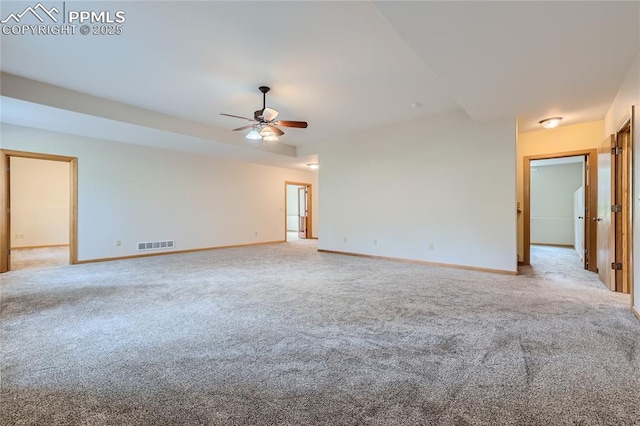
[255,232,258,237]
[343,237,347,243]
[14,234,19,239]
[373,240,377,246]
[115,240,121,247]
[20,234,24,239]
[429,242,434,250]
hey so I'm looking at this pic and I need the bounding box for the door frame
[1,149,78,272]
[284,181,312,241]
[615,108,633,296]
[523,149,598,268]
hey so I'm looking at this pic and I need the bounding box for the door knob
[578,216,584,219]
[593,217,602,222]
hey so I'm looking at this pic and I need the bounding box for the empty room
[1,2,639,425]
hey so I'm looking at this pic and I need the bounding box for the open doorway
[523,149,598,272]
[1,150,78,272]
[530,156,586,266]
[284,182,312,242]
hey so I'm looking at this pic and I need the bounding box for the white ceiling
[1,1,638,169]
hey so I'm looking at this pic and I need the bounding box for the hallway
[522,244,610,291]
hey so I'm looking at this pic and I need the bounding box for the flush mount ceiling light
[539,117,562,129]
[307,163,319,170]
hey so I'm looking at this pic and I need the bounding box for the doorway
[1,150,78,272]
[523,149,598,271]
[529,156,587,263]
[284,182,312,242]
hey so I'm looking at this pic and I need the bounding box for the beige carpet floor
[9,246,69,271]
[1,241,639,425]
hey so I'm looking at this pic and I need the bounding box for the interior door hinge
[612,147,622,155]
[584,248,588,254]
[611,262,623,270]
[611,205,622,213]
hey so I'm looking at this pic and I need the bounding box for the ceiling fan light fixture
[539,117,562,129]
[260,127,275,137]
[246,129,262,140]
[263,134,279,142]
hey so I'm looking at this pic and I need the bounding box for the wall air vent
[137,240,175,251]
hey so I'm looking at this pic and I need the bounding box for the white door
[574,187,584,262]
[298,186,307,239]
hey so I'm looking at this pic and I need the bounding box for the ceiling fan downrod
[259,86,270,109]
[254,86,271,121]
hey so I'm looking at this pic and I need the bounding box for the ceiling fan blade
[275,120,308,128]
[262,107,279,122]
[232,124,255,131]
[220,113,255,121]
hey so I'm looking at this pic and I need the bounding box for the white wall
[1,124,318,261]
[605,53,639,311]
[286,184,299,231]
[10,157,70,248]
[530,162,583,245]
[318,110,517,273]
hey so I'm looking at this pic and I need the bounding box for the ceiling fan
[220,86,308,143]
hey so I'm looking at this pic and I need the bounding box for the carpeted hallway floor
[9,245,69,271]
[1,242,639,425]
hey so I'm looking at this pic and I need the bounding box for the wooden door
[298,186,307,239]
[1,155,11,272]
[597,135,616,290]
